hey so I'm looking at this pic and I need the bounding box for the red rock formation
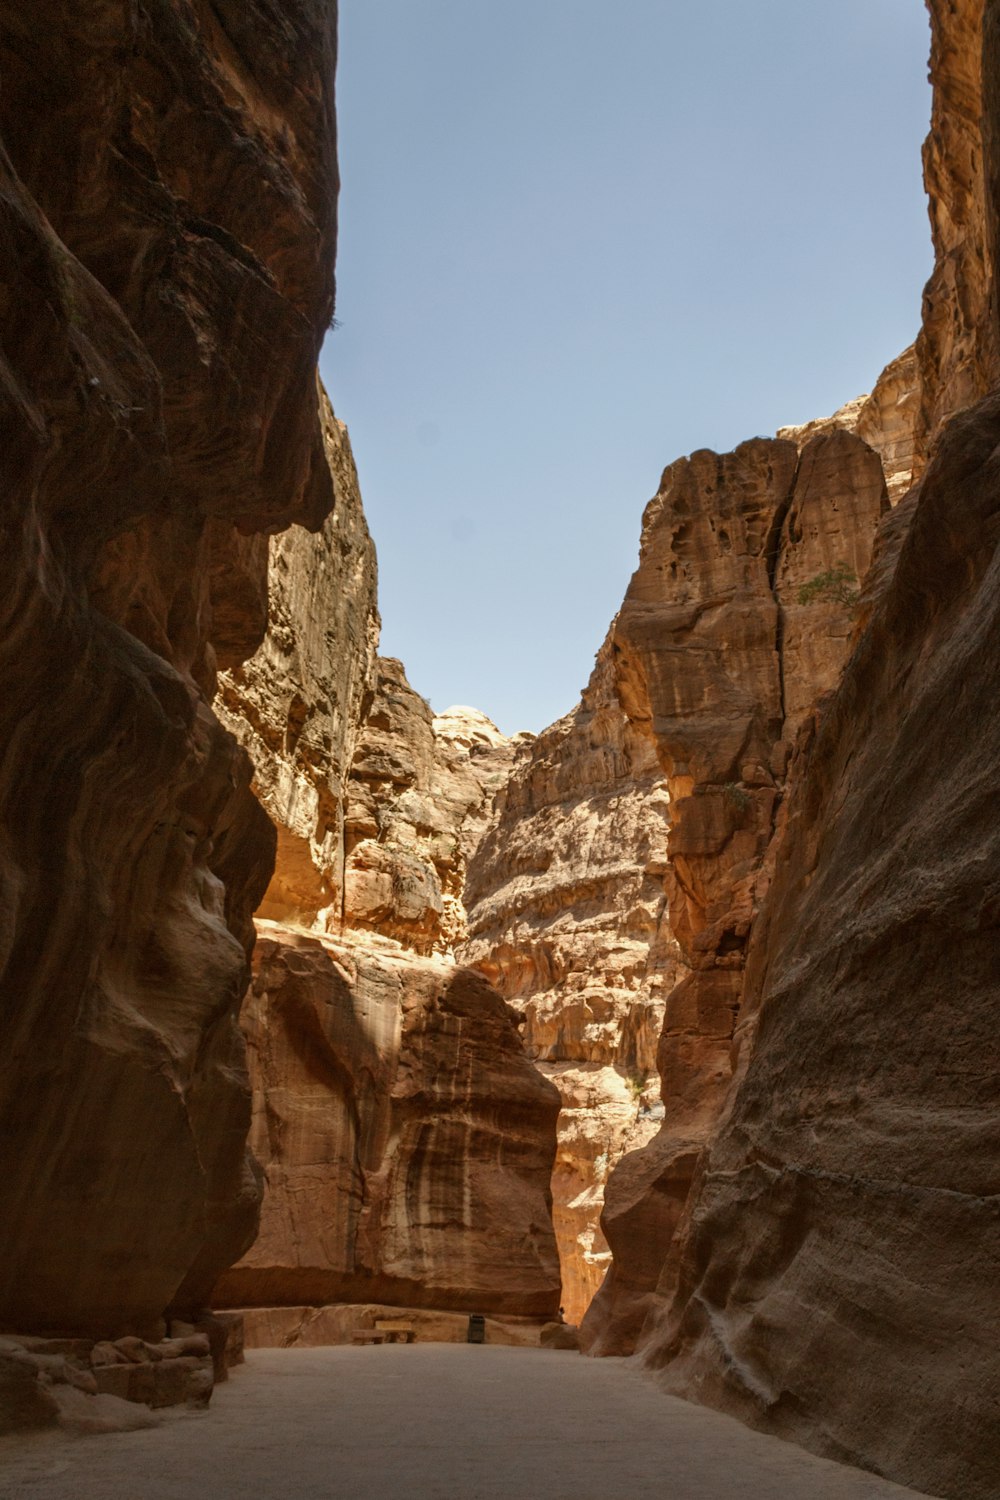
[0,1,338,1336]
[461,638,679,1323]
[581,431,888,1353]
[213,924,561,1318]
[916,0,999,457]
[217,396,381,930]
[643,391,1000,1500]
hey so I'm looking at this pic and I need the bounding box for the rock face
[344,660,516,955]
[212,452,555,1327]
[217,397,381,931]
[778,345,919,504]
[0,0,338,1336]
[580,430,888,1353]
[916,0,999,458]
[643,391,1000,1500]
[213,923,561,1318]
[460,638,679,1323]
[574,9,1000,1496]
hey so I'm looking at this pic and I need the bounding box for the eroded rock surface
[643,392,1000,1500]
[461,638,679,1322]
[0,0,338,1338]
[213,923,561,1319]
[217,396,381,930]
[344,660,516,954]
[581,431,888,1353]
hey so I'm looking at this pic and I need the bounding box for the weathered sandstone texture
[642,392,1000,1500]
[213,923,561,1318]
[217,396,381,930]
[778,345,919,504]
[344,660,516,954]
[460,638,679,1323]
[0,0,338,1340]
[916,0,999,457]
[581,430,888,1353]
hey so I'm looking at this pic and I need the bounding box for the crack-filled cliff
[0,0,338,1343]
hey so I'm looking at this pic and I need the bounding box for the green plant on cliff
[797,561,858,607]
[722,781,751,812]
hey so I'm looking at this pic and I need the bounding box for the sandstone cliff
[554,430,887,1353]
[216,396,381,931]
[460,639,679,1323]
[213,450,557,1329]
[0,0,338,1338]
[213,923,561,1320]
[573,6,1000,1496]
[640,384,1000,1500]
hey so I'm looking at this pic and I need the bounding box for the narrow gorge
[1,4,998,1499]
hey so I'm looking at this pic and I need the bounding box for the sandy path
[0,1346,937,1500]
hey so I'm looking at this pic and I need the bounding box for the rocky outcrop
[0,0,338,1339]
[460,638,679,1323]
[778,345,919,504]
[213,923,561,1318]
[217,397,381,930]
[916,0,999,458]
[581,430,888,1353]
[344,660,515,954]
[641,390,1000,1500]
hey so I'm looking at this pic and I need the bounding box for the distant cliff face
[461,637,678,1322]
[214,453,559,1326]
[0,0,338,1337]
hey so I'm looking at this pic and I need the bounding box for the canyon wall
[570,5,1000,1496]
[460,639,679,1323]
[0,0,339,1339]
[215,487,560,1331]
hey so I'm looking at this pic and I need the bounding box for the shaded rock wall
[644,388,1000,1500]
[0,0,338,1336]
[217,395,380,930]
[460,638,679,1323]
[213,923,561,1319]
[578,8,1000,1495]
[581,430,889,1352]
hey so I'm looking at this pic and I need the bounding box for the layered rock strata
[461,639,679,1323]
[580,430,889,1353]
[213,923,561,1319]
[0,0,338,1344]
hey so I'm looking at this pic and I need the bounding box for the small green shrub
[797,562,858,607]
[722,782,751,812]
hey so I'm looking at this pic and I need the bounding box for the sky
[320,1,933,736]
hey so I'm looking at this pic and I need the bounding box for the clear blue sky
[320,1,932,735]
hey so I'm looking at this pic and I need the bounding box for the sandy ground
[0,1345,938,1500]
